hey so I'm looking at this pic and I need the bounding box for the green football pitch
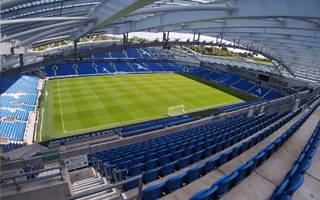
[39,73,251,141]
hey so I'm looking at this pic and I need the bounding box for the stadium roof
[1,0,320,81]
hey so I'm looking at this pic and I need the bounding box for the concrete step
[73,182,105,193]
[73,178,102,188]
[75,189,118,200]
[72,175,100,186]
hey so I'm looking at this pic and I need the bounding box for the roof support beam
[0,17,94,25]
[1,0,37,10]
[71,0,156,40]
[0,21,85,43]
[103,0,320,34]
[15,25,80,47]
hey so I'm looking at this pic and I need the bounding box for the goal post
[167,105,186,116]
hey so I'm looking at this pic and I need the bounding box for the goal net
[167,105,186,116]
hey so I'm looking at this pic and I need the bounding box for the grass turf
[39,73,247,141]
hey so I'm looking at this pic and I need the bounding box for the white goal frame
[167,105,186,116]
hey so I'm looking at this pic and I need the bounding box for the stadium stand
[77,62,97,75]
[56,63,76,76]
[232,79,255,91]
[185,101,319,200]
[188,67,284,100]
[1,1,320,200]
[95,62,117,74]
[270,120,320,200]
[0,75,40,151]
[89,111,288,190]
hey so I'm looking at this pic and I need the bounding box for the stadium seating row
[118,115,196,138]
[188,67,284,100]
[187,101,319,200]
[42,60,185,77]
[0,109,29,121]
[270,115,320,200]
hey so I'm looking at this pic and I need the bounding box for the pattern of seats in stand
[118,115,195,138]
[77,62,97,75]
[130,62,151,72]
[232,79,255,91]
[217,74,240,86]
[110,51,126,58]
[264,90,284,100]
[188,67,285,100]
[42,65,56,77]
[0,121,27,141]
[1,94,37,105]
[1,102,35,111]
[143,62,166,72]
[248,85,270,97]
[189,68,212,77]
[90,113,284,191]
[157,62,180,72]
[0,109,29,121]
[127,48,143,58]
[0,75,40,143]
[270,111,320,200]
[139,49,156,58]
[4,75,39,94]
[205,71,227,81]
[113,62,135,72]
[55,63,76,76]
[140,109,299,200]
[95,62,117,74]
[43,60,184,76]
[92,53,109,58]
[187,101,319,200]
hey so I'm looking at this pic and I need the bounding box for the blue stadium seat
[189,185,219,200]
[161,161,177,176]
[186,165,203,183]
[165,172,187,192]
[143,168,161,183]
[143,182,165,200]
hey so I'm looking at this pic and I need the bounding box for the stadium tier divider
[269,115,320,200]
[186,100,319,200]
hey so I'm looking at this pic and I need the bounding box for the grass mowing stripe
[57,79,66,133]
[39,73,250,141]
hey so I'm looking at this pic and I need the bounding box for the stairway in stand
[71,168,119,200]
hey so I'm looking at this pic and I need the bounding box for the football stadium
[0,1,320,200]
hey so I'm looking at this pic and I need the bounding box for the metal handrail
[0,166,61,181]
